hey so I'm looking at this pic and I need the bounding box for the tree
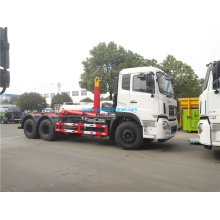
[79,42,157,99]
[0,98,9,104]
[17,92,47,112]
[159,55,201,98]
[51,92,72,108]
[80,97,93,102]
[100,96,110,101]
[9,96,19,105]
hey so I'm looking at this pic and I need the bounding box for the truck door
[117,74,131,109]
[129,72,156,121]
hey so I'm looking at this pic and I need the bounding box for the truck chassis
[19,112,146,150]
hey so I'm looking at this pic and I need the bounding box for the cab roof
[119,66,163,75]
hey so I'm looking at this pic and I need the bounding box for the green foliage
[100,96,110,101]
[0,98,9,104]
[80,97,93,102]
[159,55,201,98]
[51,92,73,108]
[79,42,157,99]
[17,92,47,111]
[80,42,202,99]
[9,96,19,105]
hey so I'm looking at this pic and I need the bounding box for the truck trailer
[198,57,220,149]
[19,67,178,150]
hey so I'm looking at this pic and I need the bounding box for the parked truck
[19,67,178,150]
[0,105,21,124]
[198,56,220,149]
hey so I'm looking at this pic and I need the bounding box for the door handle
[130,100,137,103]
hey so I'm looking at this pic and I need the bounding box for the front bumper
[198,119,220,147]
[156,118,178,142]
[142,118,178,141]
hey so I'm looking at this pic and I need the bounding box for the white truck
[198,56,220,149]
[19,67,178,150]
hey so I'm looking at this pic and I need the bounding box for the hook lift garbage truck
[19,67,178,150]
[198,56,220,149]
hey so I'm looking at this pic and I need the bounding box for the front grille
[169,105,177,116]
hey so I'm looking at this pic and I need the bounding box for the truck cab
[198,57,220,149]
[113,67,178,143]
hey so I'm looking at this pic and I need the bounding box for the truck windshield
[157,72,174,97]
[201,63,212,92]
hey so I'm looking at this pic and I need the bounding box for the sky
[1,0,220,95]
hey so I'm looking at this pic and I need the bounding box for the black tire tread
[39,119,56,141]
[24,118,39,139]
[115,121,143,150]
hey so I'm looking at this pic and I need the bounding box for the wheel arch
[21,114,38,128]
[116,112,142,126]
[109,112,142,141]
[37,115,56,130]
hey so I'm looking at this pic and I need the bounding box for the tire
[24,118,39,139]
[1,117,7,124]
[1,118,5,124]
[115,121,143,150]
[39,119,56,141]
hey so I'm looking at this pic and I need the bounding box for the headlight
[198,123,203,134]
[162,121,169,131]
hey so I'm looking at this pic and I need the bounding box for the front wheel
[39,119,56,141]
[115,121,143,150]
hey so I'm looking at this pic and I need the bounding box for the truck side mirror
[0,69,10,88]
[165,75,173,81]
[137,73,146,80]
[0,27,10,95]
[146,72,154,87]
[212,61,220,79]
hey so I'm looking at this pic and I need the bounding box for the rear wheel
[1,117,8,124]
[115,121,143,150]
[24,118,39,139]
[39,119,56,141]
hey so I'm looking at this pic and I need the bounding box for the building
[0,94,20,104]
[33,80,94,105]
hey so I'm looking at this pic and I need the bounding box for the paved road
[1,123,220,192]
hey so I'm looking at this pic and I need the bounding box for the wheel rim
[122,129,136,144]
